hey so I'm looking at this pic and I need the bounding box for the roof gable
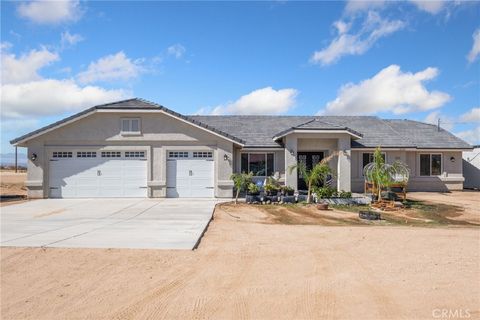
[11,98,245,146]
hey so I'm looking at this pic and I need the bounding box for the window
[121,118,141,134]
[125,151,145,158]
[101,151,121,158]
[193,151,213,158]
[240,153,274,176]
[169,151,189,158]
[420,154,442,176]
[77,151,97,158]
[362,152,386,172]
[52,151,72,158]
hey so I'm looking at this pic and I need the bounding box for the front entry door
[297,152,324,190]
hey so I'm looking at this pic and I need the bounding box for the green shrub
[339,190,352,198]
[247,183,260,195]
[281,185,294,195]
[264,183,279,195]
[314,186,337,199]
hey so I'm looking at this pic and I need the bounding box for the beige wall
[24,111,235,198]
[351,150,464,193]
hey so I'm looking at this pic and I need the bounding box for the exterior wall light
[30,153,37,161]
[224,154,229,161]
[450,156,455,163]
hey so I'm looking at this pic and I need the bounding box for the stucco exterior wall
[283,133,352,192]
[351,150,464,193]
[24,111,235,198]
[463,148,480,189]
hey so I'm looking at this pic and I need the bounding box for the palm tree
[230,172,253,204]
[288,151,341,203]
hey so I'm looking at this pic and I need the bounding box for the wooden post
[15,146,18,173]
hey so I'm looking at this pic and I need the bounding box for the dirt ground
[1,192,479,320]
[0,171,27,206]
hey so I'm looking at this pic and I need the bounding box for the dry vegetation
[222,196,479,228]
[0,170,27,206]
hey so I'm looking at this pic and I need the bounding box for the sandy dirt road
[2,192,479,320]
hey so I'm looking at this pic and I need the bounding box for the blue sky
[1,0,479,154]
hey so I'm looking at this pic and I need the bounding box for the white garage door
[49,150,147,198]
[166,151,214,198]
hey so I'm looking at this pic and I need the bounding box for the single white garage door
[166,151,214,198]
[49,150,147,198]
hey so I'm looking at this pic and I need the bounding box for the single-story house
[11,98,472,199]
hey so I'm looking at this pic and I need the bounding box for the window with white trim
[240,153,274,176]
[169,151,189,158]
[121,118,141,134]
[52,151,72,158]
[420,154,442,176]
[193,151,213,158]
[125,151,145,158]
[77,151,97,158]
[101,151,121,158]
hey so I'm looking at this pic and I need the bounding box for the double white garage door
[49,151,148,198]
[48,150,214,198]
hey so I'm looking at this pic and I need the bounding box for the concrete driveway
[1,198,220,249]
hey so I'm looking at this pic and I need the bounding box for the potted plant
[281,185,294,196]
[264,183,279,196]
[247,183,260,195]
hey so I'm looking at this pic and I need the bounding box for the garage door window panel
[52,151,72,158]
[125,151,145,158]
[77,151,97,158]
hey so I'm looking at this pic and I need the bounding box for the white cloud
[345,1,386,14]
[17,0,83,25]
[1,79,129,119]
[1,45,130,120]
[167,44,186,59]
[201,87,299,115]
[321,65,451,115]
[61,31,84,48]
[460,107,480,122]
[311,11,405,66]
[409,0,446,14]
[467,28,480,63]
[455,127,480,145]
[77,51,145,84]
[1,47,59,84]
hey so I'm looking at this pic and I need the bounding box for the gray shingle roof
[10,98,471,150]
[190,115,472,149]
[271,118,363,139]
[10,98,245,145]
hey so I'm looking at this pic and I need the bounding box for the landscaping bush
[281,185,294,196]
[314,186,337,199]
[247,183,260,195]
[264,183,279,196]
[339,190,352,198]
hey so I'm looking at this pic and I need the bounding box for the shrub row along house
[11,98,472,199]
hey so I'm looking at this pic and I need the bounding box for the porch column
[284,135,298,190]
[337,136,351,192]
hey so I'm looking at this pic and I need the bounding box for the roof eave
[272,128,363,141]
